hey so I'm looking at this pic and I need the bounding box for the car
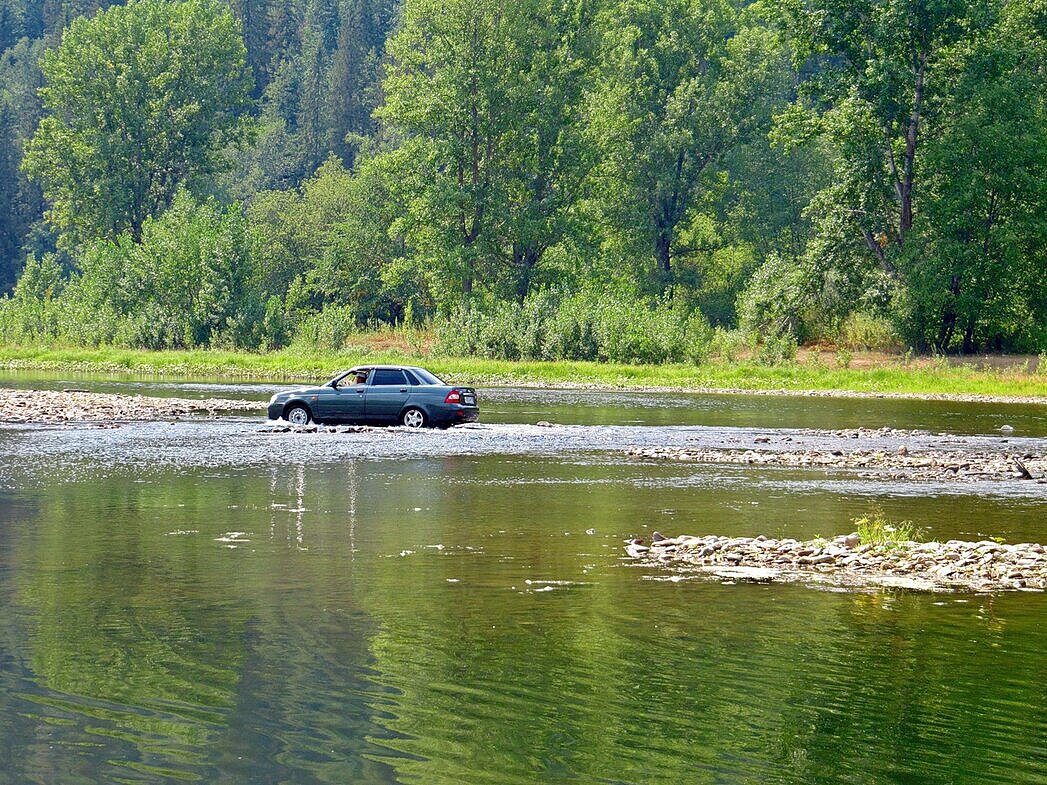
[266,365,479,429]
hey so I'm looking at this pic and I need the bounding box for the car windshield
[410,367,444,385]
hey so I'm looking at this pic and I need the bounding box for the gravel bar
[626,445,1046,483]
[0,388,261,424]
[627,533,1047,592]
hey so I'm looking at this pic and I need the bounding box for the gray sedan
[266,365,479,428]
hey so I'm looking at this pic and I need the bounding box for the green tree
[378,0,594,303]
[588,0,786,289]
[776,0,976,276]
[378,0,513,298]
[899,2,1047,351]
[71,191,261,348]
[0,35,45,292]
[22,0,253,245]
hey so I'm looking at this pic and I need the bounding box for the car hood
[274,385,323,397]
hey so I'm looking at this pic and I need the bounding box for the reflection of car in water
[266,365,479,429]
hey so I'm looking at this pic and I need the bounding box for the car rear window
[410,368,443,385]
[372,369,407,386]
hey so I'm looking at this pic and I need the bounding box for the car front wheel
[400,407,427,428]
[285,404,312,426]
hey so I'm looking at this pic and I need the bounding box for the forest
[0,0,1044,363]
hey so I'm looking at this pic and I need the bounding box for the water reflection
[0,445,1044,783]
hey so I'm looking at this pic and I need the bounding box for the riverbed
[0,375,1044,785]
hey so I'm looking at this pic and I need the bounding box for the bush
[708,328,746,362]
[754,331,797,365]
[736,254,807,343]
[853,512,923,548]
[292,304,360,349]
[434,290,712,364]
[837,311,901,351]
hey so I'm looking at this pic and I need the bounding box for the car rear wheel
[285,404,312,425]
[400,407,426,428]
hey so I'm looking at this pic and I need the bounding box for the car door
[364,368,411,422]
[317,372,368,423]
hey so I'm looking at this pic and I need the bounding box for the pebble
[624,532,1047,592]
[625,445,1044,483]
[0,388,258,424]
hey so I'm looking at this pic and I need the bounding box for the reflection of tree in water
[765,591,1047,785]
[11,479,249,781]
[5,459,1045,784]
[7,467,397,784]
[348,460,1047,785]
[353,467,756,785]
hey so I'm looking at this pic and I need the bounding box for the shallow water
[0,377,1045,785]
[2,370,1046,435]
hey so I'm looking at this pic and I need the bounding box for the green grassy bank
[1,344,1045,399]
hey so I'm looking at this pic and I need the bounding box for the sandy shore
[626,533,1047,592]
[0,388,260,424]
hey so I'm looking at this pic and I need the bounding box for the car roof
[344,365,427,372]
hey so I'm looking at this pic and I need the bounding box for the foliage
[434,289,712,364]
[0,0,1044,355]
[837,311,901,352]
[853,512,923,549]
[22,0,253,244]
[0,192,268,349]
[588,0,789,286]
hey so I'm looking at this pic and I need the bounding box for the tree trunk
[899,51,926,242]
[513,244,540,303]
[962,317,975,354]
[936,275,961,352]
[654,228,673,289]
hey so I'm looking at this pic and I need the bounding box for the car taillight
[444,389,461,404]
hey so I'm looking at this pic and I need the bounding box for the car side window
[336,372,366,389]
[403,369,420,386]
[372,369,407,386]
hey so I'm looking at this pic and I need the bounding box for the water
[0,377,1045,784]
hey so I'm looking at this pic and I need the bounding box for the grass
[0,340,1045,399]
[853,513,924,548]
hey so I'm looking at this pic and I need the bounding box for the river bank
[1,345,1045,402]
[627,533,1047,592]
[0,388,259,424]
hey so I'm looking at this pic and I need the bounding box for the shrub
[754,331,797,365]
[433,290,712,364]
[853,512,923,548]
[837,311,901,351]
[709,328,746,362]
[292,304,360,349]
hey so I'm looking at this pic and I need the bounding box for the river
[0,374,1044,784]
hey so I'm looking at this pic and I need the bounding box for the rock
[624,531,1047,593]
[536,421,556,427]
[999,424,1015,432]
